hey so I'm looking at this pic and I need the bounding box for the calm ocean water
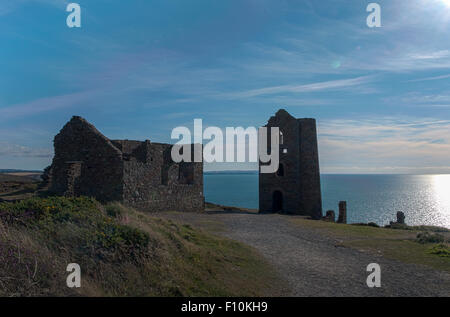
[204,173,450,228]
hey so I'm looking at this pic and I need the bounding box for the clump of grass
[428,244,450,258]
[352,222,380,228]
[384,222,412,230]
[411,225,450,233]
[104,202,128,218]
[385,223,450,232]
[416,232,445,244]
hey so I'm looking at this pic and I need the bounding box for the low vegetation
[416,232,446,244]
[429,244,450,258]
[290,218,450,272]
[0,197,283,296]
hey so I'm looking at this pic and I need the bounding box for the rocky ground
[155,210,450,297]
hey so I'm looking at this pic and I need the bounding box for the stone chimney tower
[259,109,323,219]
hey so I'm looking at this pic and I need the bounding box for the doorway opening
[272,190,283,212]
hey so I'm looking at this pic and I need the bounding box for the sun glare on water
[432,174,450,228]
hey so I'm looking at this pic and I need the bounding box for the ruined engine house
[44,116,204,212]
[259,110,323,219]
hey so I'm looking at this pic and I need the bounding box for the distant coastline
[0,169,43,174]
[204,170,258,175]
[3,169,448,176]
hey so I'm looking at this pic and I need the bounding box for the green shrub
[428,244,450,257]
[352,222,380,228]
[0,196,102,225]
[94,223,150,257]
[411,225,450,233]
[0,196,150,260]
[104,202,127,218]
[416,232,445,244]
[385,222,412,230]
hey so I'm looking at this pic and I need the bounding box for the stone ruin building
[259,109,323,219]
[44,112,324,217]
[44,116,204,212]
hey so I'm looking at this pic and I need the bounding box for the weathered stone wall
[48,116,124,202]
[122,142,204,212]
[298,118,322,219]
[47,116,204,212]
[259,110,302,214]
[259,109,322,219]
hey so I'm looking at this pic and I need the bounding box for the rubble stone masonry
[45,116,204,212]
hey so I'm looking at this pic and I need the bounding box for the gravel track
[156,211,450,297]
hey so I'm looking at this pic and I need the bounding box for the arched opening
[272,191,283,212]
[277,163,284,177]
[279,131,284,145]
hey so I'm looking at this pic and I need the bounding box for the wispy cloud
[383,91,450,108]
[318,117,450,174]
[409,50,450,60]
[321,165,450,174]
[342,47,450,73]
[0,89,104,120]
[407,73,450,82]
[0,142,52,158]
[220,76,374,99]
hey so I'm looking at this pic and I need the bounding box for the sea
[204,172,450,228]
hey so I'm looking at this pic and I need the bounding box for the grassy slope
[0,197,284,297]
[290,218,450,272]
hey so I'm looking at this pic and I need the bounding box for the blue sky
[1,0,449,173]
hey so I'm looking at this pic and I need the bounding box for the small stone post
[337,201,347,224]
[396,211,405,224]
[322,210,336,222]
[323,210,335,222]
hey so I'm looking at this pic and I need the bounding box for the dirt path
[156,211,450,297]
